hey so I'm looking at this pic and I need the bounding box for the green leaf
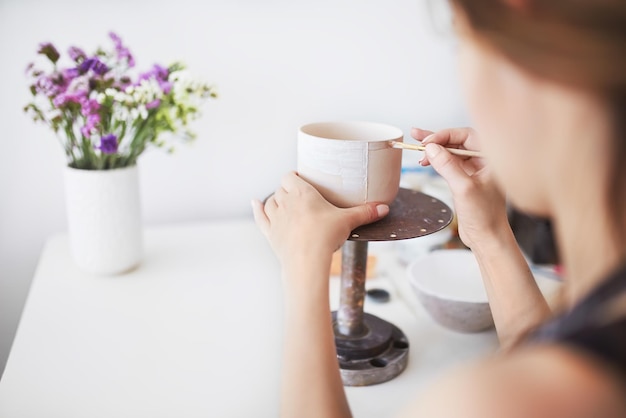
[37,43,60,64]
[168,62,186,73]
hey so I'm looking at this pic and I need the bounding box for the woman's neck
[546,99,625,306]
[553,201,624,307]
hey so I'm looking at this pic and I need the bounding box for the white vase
[64,165,143,275]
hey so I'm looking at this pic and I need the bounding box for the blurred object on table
[509,208,559,265]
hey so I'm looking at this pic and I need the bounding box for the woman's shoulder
[399,344,626,418]
[529,262,626,382]
[399,264,626,418]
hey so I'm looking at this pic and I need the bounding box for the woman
[251,0,626,416]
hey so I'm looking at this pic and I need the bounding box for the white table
[0,220,498,418]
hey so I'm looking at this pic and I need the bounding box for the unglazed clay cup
[297,121,403,208]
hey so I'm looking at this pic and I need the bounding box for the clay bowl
[297,121,403,208]
[407,249,494,333]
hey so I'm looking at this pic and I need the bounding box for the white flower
[113,104,130,121]
[67,75,89,93]
[114,92,128,103]
[169,70,215,106]
[45,109,62,121]
[132,78,163,105]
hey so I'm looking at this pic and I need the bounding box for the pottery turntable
[334,188,452,386]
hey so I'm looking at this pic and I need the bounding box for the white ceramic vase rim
[66,164,137,173]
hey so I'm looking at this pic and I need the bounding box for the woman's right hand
[251,172,388,284]
[412,127,509,251]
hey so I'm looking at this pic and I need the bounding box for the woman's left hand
[252,172,389,277]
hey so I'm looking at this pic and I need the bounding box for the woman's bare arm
[416,127,552,347]
[252,172,388,418]
[472,225,552,349]
[280,255,351,418]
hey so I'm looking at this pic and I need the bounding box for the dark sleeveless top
[528,263,626,385]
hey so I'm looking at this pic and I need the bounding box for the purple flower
[63,67,79,79]
[98,134,118,154]
[35,71,75,98]
[81,113,101,137]
[52,90,86,107]
[145,99,161,110]
[79,57,108,76]
[37,42,59,63]
[109,32,135,68]
[77,94,102,137]
[34,75,60,97]
[68,46,86,62]
[114,76,132,91]
[93,61,108,75]
[109,32,123,47]
[80,98,100,116]
[138,64,169,83]
[59,68,80,93]
[160,81,172,94]
[137,64,171,93]
[153,64,168,81]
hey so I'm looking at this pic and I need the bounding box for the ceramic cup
[297,121,403,207]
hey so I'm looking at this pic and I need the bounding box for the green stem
[123,115,152,166]
[63,122,81,167]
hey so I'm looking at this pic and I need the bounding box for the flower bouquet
[24,32,217,170]
[23,32,217,275]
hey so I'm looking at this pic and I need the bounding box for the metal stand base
[334,189,452,386]
[333,312,409,386]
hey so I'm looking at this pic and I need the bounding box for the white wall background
[0,0,467,378]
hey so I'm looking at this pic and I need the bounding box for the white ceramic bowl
[407,249,494,333]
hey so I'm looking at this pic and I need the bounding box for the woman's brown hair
[449,0,626,248]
